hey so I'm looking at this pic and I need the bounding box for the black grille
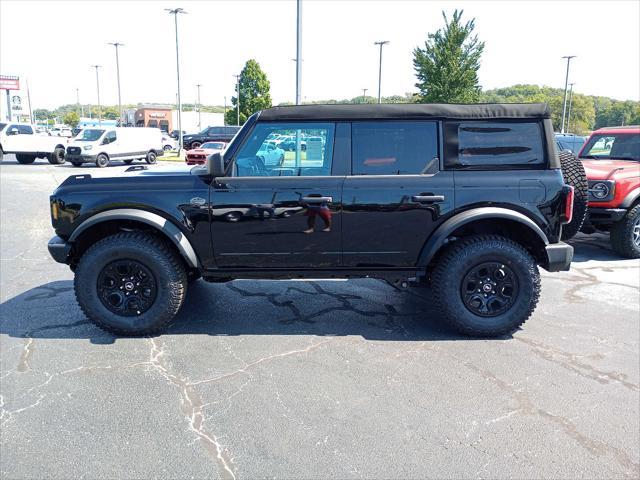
[67,146,81,155]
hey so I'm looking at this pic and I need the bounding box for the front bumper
[65,153,96,164]
[544,242,573,272]
[48,236,71,264]
[587,207,627,226]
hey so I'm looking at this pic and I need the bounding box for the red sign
[0,76,20,90]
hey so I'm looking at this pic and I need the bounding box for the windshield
[76,129,105,142]
[202,142,225,149]
[581,133,640,161]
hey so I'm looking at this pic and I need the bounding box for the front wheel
[74,232,187,335]
[431,235,541,337]
[610,204,640,258]
[95,153,109,168]
[190,141,201,149]
[16,154,36,164]
[48,147,65,165]
[146,151,157,164]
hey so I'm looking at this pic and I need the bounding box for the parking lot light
[166,8,187,152]
[374,41,389,104]
[91,65,102,126]
[560,55,576,134]
[108,42,124,126]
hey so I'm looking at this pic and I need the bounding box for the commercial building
[133,105,173,132]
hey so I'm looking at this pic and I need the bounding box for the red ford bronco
[578,126,640,258]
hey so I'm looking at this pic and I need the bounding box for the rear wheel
[431,235,541,337]
[74,232,187,335]
[610,204,640,259]
[95,153,109,168]
[16,154,36,164]
[145,151,157,164]
[48,147,65,164]
[559,151,588,240]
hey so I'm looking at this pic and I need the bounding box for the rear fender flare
[69,208,199,268]
[417,207,549,266]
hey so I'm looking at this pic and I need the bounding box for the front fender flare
[417,207,549,266]
[621,187,640,208]
[69,208,199,268]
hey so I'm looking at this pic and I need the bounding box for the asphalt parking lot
[0,154,638,479]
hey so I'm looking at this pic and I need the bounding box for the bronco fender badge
[190,197,206,206]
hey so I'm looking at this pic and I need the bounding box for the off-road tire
[559,151,588,240]
[123,159,134,165]
[16,154,36,164]
[95,153,109,168]
[48,147,65,165]
[145,151,157,164]
[431,235,541,337]
[74,232,187,336]
[610,204,640,259]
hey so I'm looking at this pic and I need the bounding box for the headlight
[590,182,610,199]
[83,145,92,151]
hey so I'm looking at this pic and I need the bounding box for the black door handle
[412,195,445,203]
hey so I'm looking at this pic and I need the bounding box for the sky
[1,0,639,111]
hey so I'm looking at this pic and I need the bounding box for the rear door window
[18,125,33,134]
[446,121,545,169]
[351,121,439,175]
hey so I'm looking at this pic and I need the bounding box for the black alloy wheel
[97,259,157,316]
[460,262,519,317]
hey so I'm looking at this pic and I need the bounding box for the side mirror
[207,152,226,177]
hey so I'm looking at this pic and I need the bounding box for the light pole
[196,83,202,130]
[223,96,227,126]
[374,41,389,104]
[76,87,83,117]
[233,74,240,126]
[108,42,124,125]
[362,88,368,102]
[166,7,187,152]
[566,83,575,134]
[91,65,102,126]
[560,55,576,133]
[295,0,302,105]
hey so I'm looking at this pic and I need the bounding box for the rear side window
[17,125,33,134]
[446,121,545,169]
[351,121,439,175]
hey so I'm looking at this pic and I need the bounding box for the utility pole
[26,79,33,124]
[560,55,576,133]
[196,83,202,130]
[91,65,102,126]
[566,83,575,134]
[223,96,227,126]
[362,88,368,102]
[166,7,187,152]
[374,41,389,104]
[233,74,240,126]
[295,0,302,105]
[108,42,124,125]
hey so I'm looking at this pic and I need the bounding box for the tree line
[37,9,638,135]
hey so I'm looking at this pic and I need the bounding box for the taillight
[562,185,574,224]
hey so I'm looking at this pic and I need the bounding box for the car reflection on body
[185,141,227,165]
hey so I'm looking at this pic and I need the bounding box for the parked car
[278,138,307,151]
[182,126,241,149]
[65,127,164,168]
[185,141,227,165]
[555,133,587,154]
[161,134,177,152]
[256,141,285,166]
[169,130,186,140]
[0,122,68,164]
[577,126,640,258]
[47,103,575,337]
[49,126,73,137]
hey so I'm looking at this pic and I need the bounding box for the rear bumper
[544,242,573,272]
[48,236,71,264]
[587,207,627,225]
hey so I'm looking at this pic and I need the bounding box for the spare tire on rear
[559,151,588,240]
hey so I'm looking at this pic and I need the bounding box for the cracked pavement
[1,156,639,479]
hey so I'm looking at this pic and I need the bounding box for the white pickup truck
[0,122,69,164]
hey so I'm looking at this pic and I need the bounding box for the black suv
[182,126,241,149]
[48,103,574,337]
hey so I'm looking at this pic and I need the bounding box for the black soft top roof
[258,103,550,122]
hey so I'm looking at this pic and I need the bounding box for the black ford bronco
[48,103,575,337]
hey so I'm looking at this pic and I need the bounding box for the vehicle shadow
[0,279,491,344]
[567,232,629,262]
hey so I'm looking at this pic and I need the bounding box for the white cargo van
[65,127,163,168]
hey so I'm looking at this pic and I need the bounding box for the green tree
[413,9,485,103]
[225,59,272,125]
[62,111,80,127]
